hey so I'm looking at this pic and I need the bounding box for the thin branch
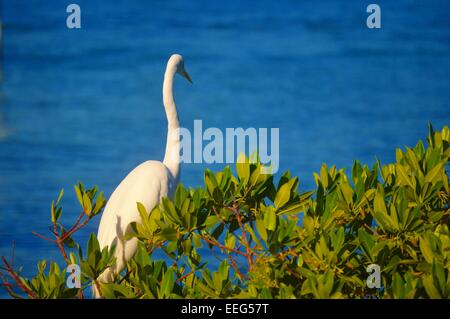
[230,204,254,271]
[363,223,383,238]
[227,254,248,280]
[61,217,90,241]
[176,269,195,283]
[0,269,17,297]
[93,280,102,298]
[1,257,37,299]
[118,268,135,284]
[53,220,70,265]
[63,211,85,238]
[32,232,56,243]
[199,234,247,257]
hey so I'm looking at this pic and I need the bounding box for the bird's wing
[97,161,171,250]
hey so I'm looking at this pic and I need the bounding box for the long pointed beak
[183,70,193,84]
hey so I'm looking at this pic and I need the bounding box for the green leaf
[204,169,218,195]
[56,189,64,205]
[320,164,329,188]
[219,260,230,281]
[74,185,83,207]
[161,197,181,225]
[159,227,177,241]
[160,268,175,298]
[100,283,134,299]
[264,207,277,231]
[419,235,434,264]
[432,261,446,294]
[192,232,202,248]
[137,202,148,219]
[225,235,236,250]
[274,182,291,209]
[396,164,414,189]
[256,217,268,242]
[373,211,395,232]
[424,161,445,184]
[236,153,250,183]
[82,193,92,216]
[87,233,100,256]
[423,275,441,299]
[358,229,374,259]
[373,186,387,215]
[93,191,106,215]
[50,201,56,223]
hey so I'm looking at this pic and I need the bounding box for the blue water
[1,0,449,297]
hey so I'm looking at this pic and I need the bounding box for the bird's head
[169,54,193,84]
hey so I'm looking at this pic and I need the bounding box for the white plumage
[94,54,192,297]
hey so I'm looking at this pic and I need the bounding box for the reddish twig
[93,280,102,298]
[61,217,90,241]
[199,234,247,257]
[118,268,135,284]
[63,211,85,239]
[230,204,254,271]
[32,232,56,243]
[0,269,16,297]
[227,254,248,280]
[176,269,196,283]
[1,257,37,299]
[53,221,70,265]
[363,223,383,239]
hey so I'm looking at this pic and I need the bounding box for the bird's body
[96,161,176,283]
[94,54,192,297]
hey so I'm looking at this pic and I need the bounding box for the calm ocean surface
[1,0,449,296]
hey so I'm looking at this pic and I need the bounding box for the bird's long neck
[162,62,181,180]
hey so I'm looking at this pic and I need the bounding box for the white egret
[93,54,192,298]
